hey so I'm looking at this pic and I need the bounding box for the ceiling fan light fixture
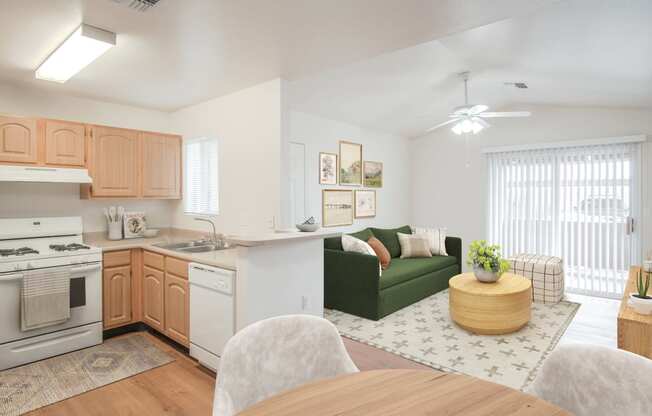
[451,118,485,135]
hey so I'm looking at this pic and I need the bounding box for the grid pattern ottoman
[509,254,564,304]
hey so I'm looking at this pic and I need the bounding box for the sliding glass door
[487,141,641,298]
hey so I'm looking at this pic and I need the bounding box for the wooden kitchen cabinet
[88,126,140,197]
[44,120,86,167]
[0,115,38,164]
[103,265,132,329]
[141,133,181,198]
[164,272,190,346]
[142,265,165,332]
[102,249,191,347]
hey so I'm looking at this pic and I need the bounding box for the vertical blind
[487,141,640,298]
[184,137,219,215]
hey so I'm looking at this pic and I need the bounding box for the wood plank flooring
[27,294,620,416]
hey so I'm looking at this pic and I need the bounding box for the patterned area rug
[325,290,580,390]
[0,333,174,416]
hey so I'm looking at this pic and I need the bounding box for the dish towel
[21,268,71,331]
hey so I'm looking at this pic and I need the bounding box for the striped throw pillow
[410,226,448,256]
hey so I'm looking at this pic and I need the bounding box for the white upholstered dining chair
[530,344,652,416]
[212,314,359,416]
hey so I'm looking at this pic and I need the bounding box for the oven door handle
[0,273,24,282]
[70,264,102,274]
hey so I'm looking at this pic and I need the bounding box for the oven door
[0,262,102,345]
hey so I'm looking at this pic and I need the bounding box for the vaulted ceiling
[288,0,652,137]
[0,0,556,111]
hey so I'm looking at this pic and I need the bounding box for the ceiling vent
[111,0,161,12]
[504,82,528,89]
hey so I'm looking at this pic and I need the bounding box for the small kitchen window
[184,137,219,215]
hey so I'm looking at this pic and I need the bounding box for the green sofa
[324,226,462,320]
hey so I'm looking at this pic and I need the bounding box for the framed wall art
[322,189,354,227]
[339,141,362,186]
[355,190,376,218]
[319,152,338,185]
[363,161,383,188]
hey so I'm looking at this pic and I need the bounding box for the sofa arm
[324,249,380,319]
[445,236,462,273]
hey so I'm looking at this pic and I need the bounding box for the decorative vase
[629,293,652,315]
[473,264,501,283]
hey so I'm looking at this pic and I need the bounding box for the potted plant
[629,265,652,315]
[467,240,510,283]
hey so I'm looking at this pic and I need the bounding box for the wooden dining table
[238,369,571,415]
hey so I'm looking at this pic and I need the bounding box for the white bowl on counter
[296,223,320,232]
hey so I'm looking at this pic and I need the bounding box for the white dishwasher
[189,262,235,371]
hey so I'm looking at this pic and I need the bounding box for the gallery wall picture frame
[363,161,383,188]
[319,152,338,185]
[339,141,363,186]
[355,190,377,218]
[322,189,354,227]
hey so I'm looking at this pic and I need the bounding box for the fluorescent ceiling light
[36,24,116,83]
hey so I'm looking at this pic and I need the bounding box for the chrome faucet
[194,217,221,245]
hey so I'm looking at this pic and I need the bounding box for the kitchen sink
[154,240,230,253]
[176,245,222,253]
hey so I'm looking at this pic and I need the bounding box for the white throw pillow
[397,233,432,259]
[410,226,448,256]
[341,235,382,276]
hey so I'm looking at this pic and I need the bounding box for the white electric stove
[0,217,103,370]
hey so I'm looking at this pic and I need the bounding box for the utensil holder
[108,222,122,240]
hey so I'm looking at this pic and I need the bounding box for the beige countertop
[228,229,341,246]
[84,228,238,271]
[85,227,339,270]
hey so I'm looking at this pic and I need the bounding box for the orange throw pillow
[368,236,391,270]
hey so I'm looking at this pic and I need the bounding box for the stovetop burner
[0,247,40,257]
[49,243,91,252]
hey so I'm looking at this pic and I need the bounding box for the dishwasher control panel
[189,263,235,295]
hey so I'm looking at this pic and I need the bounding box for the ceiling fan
[426,72,531,135]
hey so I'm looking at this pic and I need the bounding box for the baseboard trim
[103,323,189,354]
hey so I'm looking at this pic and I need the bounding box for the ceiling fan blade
[472,117,490,128]
[425,118,460,132]
[479,111,531,118]
[468,104,489,115]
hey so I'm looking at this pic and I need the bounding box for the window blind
[184,137,219,215]
[487,142,640,298]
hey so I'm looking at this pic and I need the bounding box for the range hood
[0,165,92,184]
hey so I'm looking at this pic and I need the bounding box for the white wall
[283,110,411,233]
[0,82,172,132]
[410,105,652,266]
[170,79,283,235]
[0,82,176,232]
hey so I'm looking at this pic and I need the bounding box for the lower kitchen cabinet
[165,273,190,346]
[103,249,191,347]
[103,265,132,329]
[142,265,165,332]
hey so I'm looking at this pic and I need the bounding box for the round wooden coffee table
[449,272,532,334]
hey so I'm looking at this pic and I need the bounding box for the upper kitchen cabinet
[88,126,140,197]
[0,116,38,165]
[44,120,86,167]
[141,133,181,198]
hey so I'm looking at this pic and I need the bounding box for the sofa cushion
[324,228,374,251]
[370,226,412,258]
[379,256,457,290]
